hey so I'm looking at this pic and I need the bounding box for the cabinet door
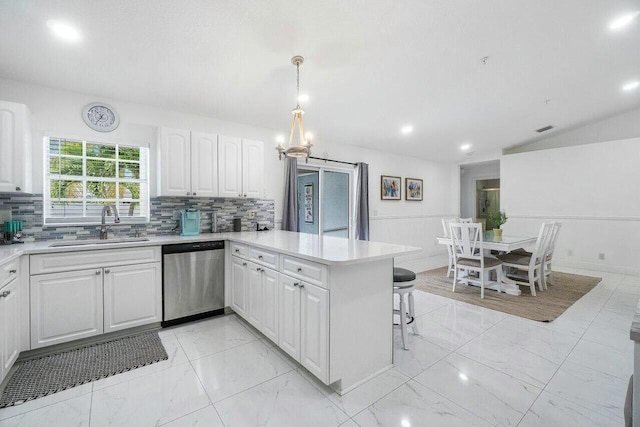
[278,274,301,361]
[30,269,103,349]
[261,267,279,344]
[300,282,329,382]
[1,278,20,381]
[242,139,264,198]
[247,262,263,329]
[190,132,218,197]
[230,256,248,317]
[103,263,161,333]
[218,135,243,198]
[0,101,30,193]
[159,127,191,197]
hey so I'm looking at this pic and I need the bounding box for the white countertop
[0,230,421,266]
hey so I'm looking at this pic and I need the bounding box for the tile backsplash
[0,193,275,242]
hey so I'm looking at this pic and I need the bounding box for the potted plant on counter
[489,210,508,238]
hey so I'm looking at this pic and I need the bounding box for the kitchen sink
[48,237,150,247]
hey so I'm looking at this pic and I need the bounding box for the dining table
[436,232,538,296]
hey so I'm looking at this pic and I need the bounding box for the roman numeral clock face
[82,103,120,132]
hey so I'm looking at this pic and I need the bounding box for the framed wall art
[381,175,401,200]
[405,178,423,201]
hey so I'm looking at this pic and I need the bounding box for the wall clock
[82,102,120,132]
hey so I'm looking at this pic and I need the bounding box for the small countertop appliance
[179,209,200,236]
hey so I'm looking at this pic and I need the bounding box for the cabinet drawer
[249,246,279,269]
[0,259,18,288]
[230,242,248,259]
[30,247,161,275]
[281,256,327,288]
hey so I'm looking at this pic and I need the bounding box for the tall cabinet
[158,129,263,199]
[0,100,32,193]
[218,136,264,198]
[158,128,219,197]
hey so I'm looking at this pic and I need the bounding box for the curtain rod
[306,156,357,166]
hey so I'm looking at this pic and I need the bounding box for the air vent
[536,125,554,133]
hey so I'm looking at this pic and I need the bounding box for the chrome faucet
[100,205,120,240]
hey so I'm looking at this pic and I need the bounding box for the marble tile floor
[0,266,633,427]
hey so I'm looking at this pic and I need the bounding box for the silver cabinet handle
[105,269,110,274]
[297,267,303,272]
[186,192,191,195]
[293,282,300,287]
[258,255,263,260]
[244,194,247,197]
[299,283,304,289]
[235,248,240,253]
[242,262,247,266]
[238,194,242,197]
[15,186,21,191]
[95,270,101,275]
[0,290,10,298]
[9,269,17,274]
[193,192,197,196]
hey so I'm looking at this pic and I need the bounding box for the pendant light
[276,55,313,160]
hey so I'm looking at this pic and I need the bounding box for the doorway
[459,160,500,230]
[297,165,352,238]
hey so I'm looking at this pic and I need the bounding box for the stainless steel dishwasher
[162,241,225,327]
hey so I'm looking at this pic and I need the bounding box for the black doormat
[0,331,168,408]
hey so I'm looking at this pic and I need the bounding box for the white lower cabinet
[230,256,248,317]
[243,260,279,343]
[278,275,301,360]
[1,277,20,382]
[103,263,162,333]
[30,253,162,349]
[30,269,104,349]
[247,262,263,329]
[278,274,329,382]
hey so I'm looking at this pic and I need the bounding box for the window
[44,137,150,223]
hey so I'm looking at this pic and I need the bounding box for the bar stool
[394,267,419,350]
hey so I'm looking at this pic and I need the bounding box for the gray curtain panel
[282,157,299,232]
[355,162,370,240]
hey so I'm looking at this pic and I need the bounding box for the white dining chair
[449,222,503,299]
[441,217,459,278]
[497,222,553,296]
[541,222,562,289]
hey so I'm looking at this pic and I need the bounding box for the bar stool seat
[393,267,419,350]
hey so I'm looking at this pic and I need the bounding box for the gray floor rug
[0,331,168,408]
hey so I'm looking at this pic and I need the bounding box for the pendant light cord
[296,61,301,109]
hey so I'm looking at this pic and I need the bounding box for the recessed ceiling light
[46,20,81,42]
[459,372,469,381]
[400,125,413,135]
[460,143,472,151]
[297,94,309,103]
[622,80,640,92]
[609,11,640,31]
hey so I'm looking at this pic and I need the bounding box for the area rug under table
[415,266,602,322]
[0,331,168,408]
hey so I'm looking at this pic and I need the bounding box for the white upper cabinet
[218,135,264,198]
[159,127,191,197]
[0,100,32,193]
[218,135,243,198]
[190,132,219,197]
[242,138,264,198]
[158,128,218,197]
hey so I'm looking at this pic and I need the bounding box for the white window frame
[43,136,150,225]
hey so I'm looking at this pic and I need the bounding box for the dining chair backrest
[530,222,554,267]
[546,222,562,258]
[441,217,459,237]
[460,218,473,223]
[449,222,484,264]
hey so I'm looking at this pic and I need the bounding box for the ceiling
[1,0,639,162]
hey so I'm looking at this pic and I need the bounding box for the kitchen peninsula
[0,230,420,395]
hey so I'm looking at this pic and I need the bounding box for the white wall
[459,160,500,219]
[501,137,640,275]
[0,78,458,271]
[505,106,640,155]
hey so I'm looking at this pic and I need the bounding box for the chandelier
[276,55,313,160]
